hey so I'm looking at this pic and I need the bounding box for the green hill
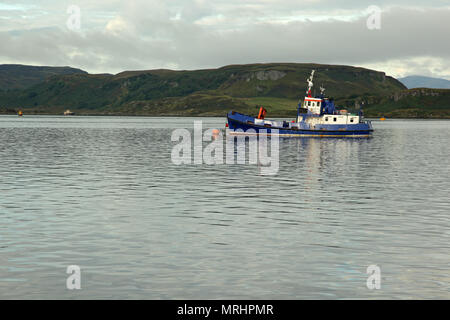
[2,62,449,118]
[0,64,88,91]
[363,88,450,118]
[0,63,411,117]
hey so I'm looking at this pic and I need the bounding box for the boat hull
[227,112,373,138]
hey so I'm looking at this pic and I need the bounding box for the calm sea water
[0,115,448,299]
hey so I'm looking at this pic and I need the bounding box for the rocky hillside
[0,63,407,117]
[363,88,450,118]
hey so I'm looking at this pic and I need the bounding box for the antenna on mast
[320,85,325,95]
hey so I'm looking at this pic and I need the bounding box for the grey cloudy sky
[0,0,449,79]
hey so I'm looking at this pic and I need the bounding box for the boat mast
[306,70,315,97]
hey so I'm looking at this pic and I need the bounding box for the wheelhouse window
[299,108,308,114]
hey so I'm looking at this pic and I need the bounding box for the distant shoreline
[1,112,449,120]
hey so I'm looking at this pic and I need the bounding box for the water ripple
[0,116,449,299]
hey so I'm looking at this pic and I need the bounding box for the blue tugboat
[227,70,373,137]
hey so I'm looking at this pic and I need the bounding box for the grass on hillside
[240,97,299,118]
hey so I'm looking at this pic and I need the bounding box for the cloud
[105,16,131,35]
[0,1,449,79]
